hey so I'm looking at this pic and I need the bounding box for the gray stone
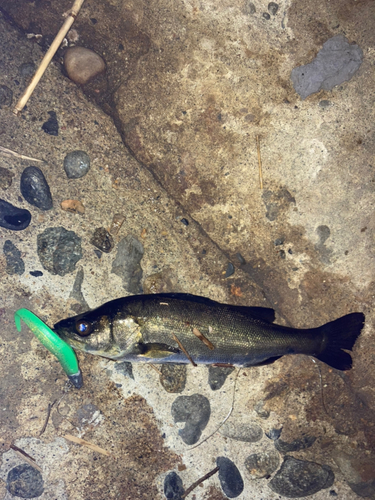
[90,227,114,253]
[291,35,363,100]
[19,62,36,78]
[20,166,53,211]
[254,401,270,419]
[160,364,187,393]
[245,451,280,479]
[3,240,25,275]
[268,2,279,15]
[164,471,184,500]
[275,435,316,453]
[112,235,144,293]
[0,84,13,107]
[269,456,335,497]
[70,268,89,310]
[114,361,134,379]
[6,464,44,498]
[64,47,106,85]
[171,394,210,445]
[266,427,282,440]
[208,365,235,390]
[217,456,244,498]
[242,1,256,15]
[63,150,91,179]
[0,199,31,231]
[0,166,14,190]
[220,422,263,443]
[37,226,82,276]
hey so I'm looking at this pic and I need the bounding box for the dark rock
[348,480,375,498]
[0,199,31,231]
[37,226,82,276]
[30,270,43,277]
[63,150,91,179]
[90,227,114,253]
[254,401,270,419]
[114,361,134,379]
[220,422,263,443]
[319,100,331,108]
[316,225,330,244]
[243,1,256,14]
[245,451,280,479]
[269,456,335,497]
[274,237,285,246]
[6,464,44,498]
[164,471,184,500]
[291,35,363,100]
[70,268,89,310]
[112,235,144,293]
[160,364,187,393]
[225,262,235,278]
[330,490,338,496]
[42,110,59,136]
[19,62,36,78]
[279,249,286,259]
[262,12,271,20]
[268,2,279,15]
[171,394,210,445]
[216,457,244,498]
[0,166,14,190]
[275,435,316,453]
[3,240,25,275]
[20,166,53,211]
[235,253,246,265]
[208,365,235,390]
[180,218,189,226]
[94,249,102,259]
[266,427,283,440]
[0,84,13,107]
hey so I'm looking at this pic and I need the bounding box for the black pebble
[208,365,235,390]
[42,110,59,136]
[0,84,13,107]
[181,218,189,226]
[268,2,279,15]
[266,427,283,440]
[30,270,43,277]
[225,262,235,278]
[37,226,82,276]
[262,12,271,20]
[90,227,114,253]
[216,457,244,498]
[279,249,286,259]
[235,253,246,265]
[6,464,44,498]
[114,361,134,380]
[64,150,91,179]
[164,471,185,500]
[20,166,53,211]
[274,237,285,246]
[3,240,25,275]
[0,199,31,231]
[171,394,210,445]
[275,435,316,453]
[94,249,102,259]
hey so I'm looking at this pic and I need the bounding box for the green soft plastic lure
[15,308,83,388]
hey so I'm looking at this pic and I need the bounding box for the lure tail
[316,312,365,370]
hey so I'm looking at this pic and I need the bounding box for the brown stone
[60,199,85,214]
[64,47,106,85]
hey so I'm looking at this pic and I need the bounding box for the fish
[54,293,365,370]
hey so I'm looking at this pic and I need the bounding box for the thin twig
[192,327,215,350]
[10,445,43,472]
[181,466,220,499]
[189,369,240,449]
[256,135,263,189]
[39,399,57,436]
[13,0,85,114]
[0,145,44,162]
[149,363,163,375]
[64,435,111,456]
[172,333,197,367]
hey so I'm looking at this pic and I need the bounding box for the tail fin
[316,312,365,370]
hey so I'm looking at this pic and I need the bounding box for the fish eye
[75,320,93,336]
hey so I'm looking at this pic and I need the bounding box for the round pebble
[0,166,14,190]
[268,2,279,15]
[64,150,91,179]
[3,240,25,275]
[64,47,106,85]
[262,12,271,20]
[220,422,263,443]
[171,394,210,445]
[0,84,13,107]
[90,227,114,253]
[160,364,187,393]
[37,226,82,276]
[6,464,44,498]
[20,166,53,211]
[217,457,244,498]
[0,198,31,231]
[164,471,184,500]
[245,451,280,479]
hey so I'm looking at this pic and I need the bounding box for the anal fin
[137,342,180,359]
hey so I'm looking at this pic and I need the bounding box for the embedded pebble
[42,110,59,136]
[30,270,43,277]
[245,451,280,479]
[164,471,184,500]
[266,427,283,440]
[225,262,235,278]
[180,218,189,226]
[268,2,279,15]
[262,12,271,20]
[109,213,125,235]
[208,365,235,390]
[37,226,82,276]
[243,1,256,14]
[60,199,85,214]
[220,422,263,443]
[112,235,144,293]
[19,62,36,78]
[63,150,91,179]
[216,457,244,498]
[275,435,316,453]
[64,47,106,85]
[171,394,210,445]
[160,364,187,393]
[0,84,13,107]
[94,249,102,259]
[20,166,53,211]
[3,240,25,275]
[269,456,334,497]
[319,100,331,108]
[0,166,14,190]
[70,268,89,310]
[274,237,285,246]
[316,224,330,245]
[0,199,31,231]
[114,361,134,380]
[235,253,246,265]
[72,403,100,428]
[90,227,114,253]
[6,464,44,498]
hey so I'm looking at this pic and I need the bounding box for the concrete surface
[0,0,374,498]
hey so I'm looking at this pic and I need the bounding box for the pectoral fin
[137,343,180,359]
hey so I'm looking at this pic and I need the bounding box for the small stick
[0,145,44,162]
[149,363,163,375]
[13,0,85,115]
[10,445,43,472]
[192,327,215,350]
[39,399,57,436]
[172,333,197,367]
[181,466,220,499]
[64,434,111,456]
[256,135,263,189]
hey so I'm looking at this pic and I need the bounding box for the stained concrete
[0,0,374,499]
